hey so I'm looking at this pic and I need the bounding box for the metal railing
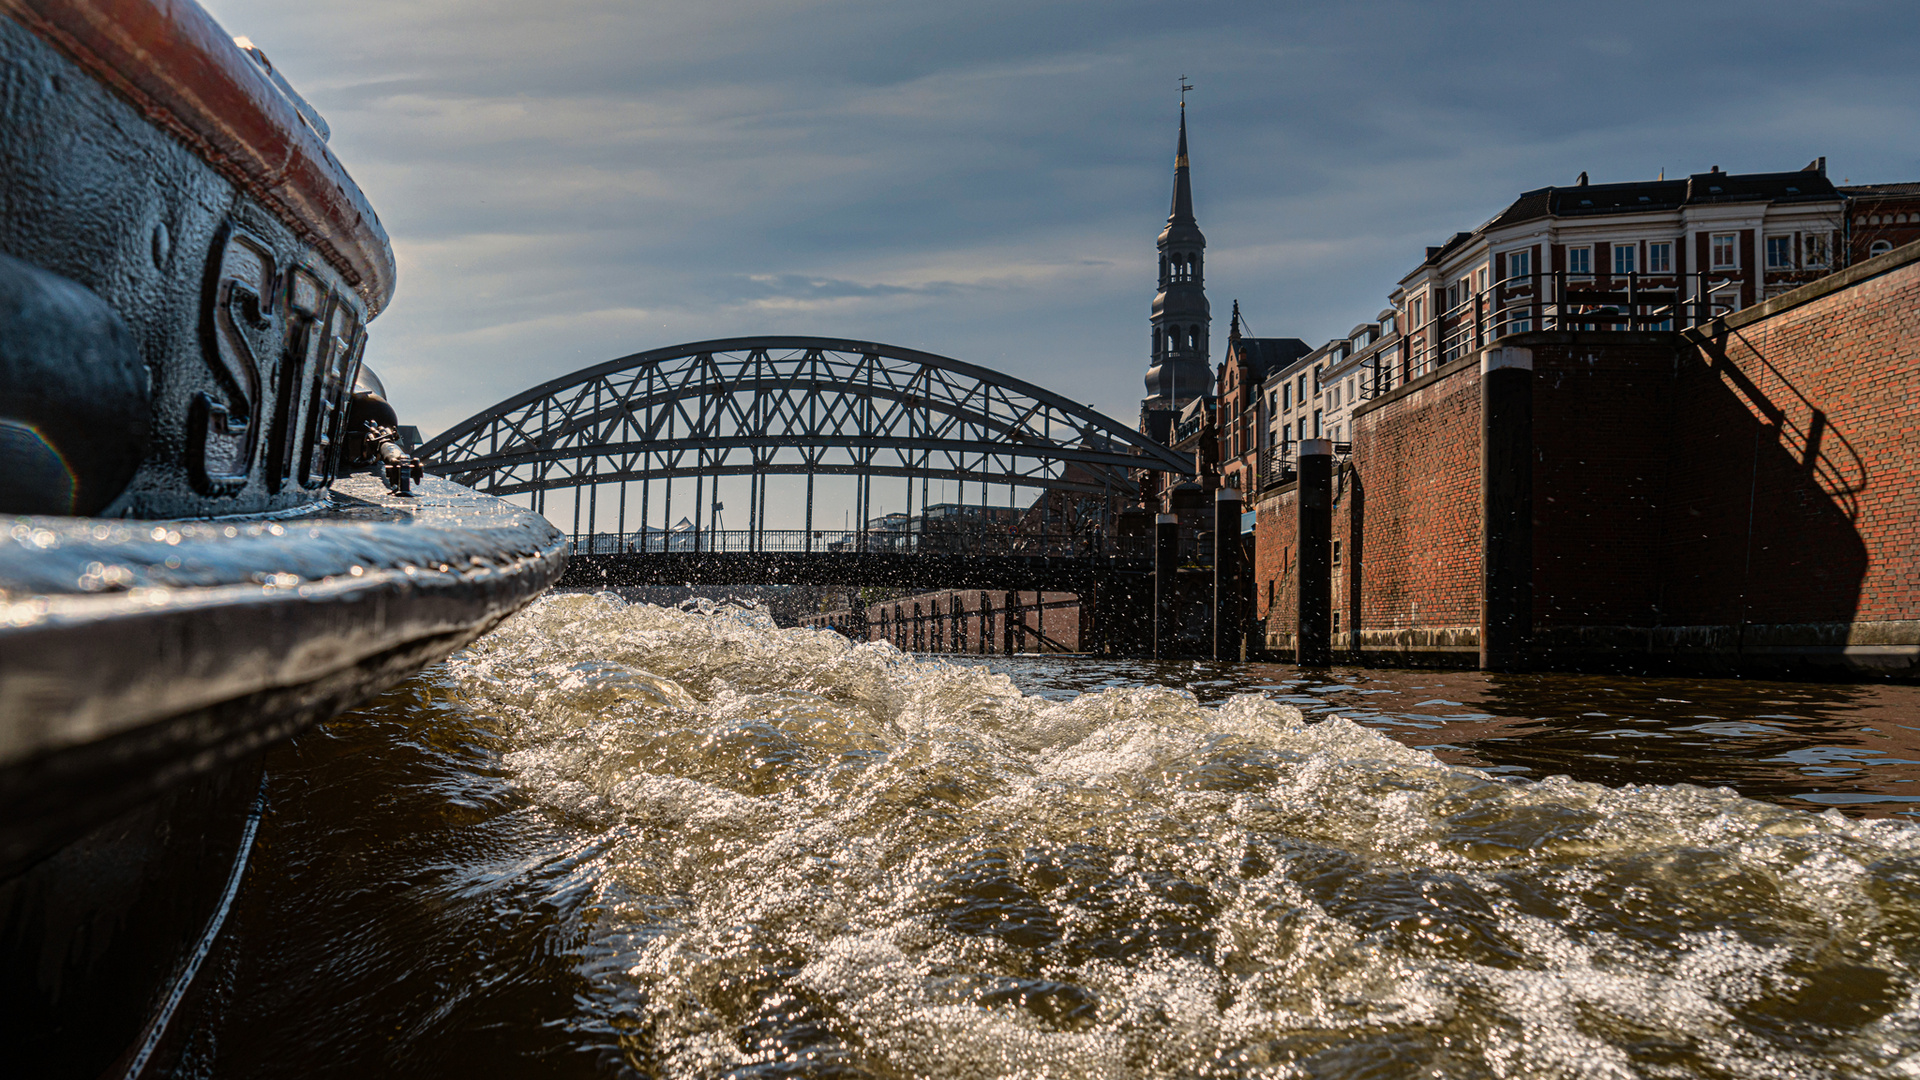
[569,527,1149,558]
[1398,270,1746,381]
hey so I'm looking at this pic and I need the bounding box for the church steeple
[1144,98,1210,408]
[1170,104,1195,224]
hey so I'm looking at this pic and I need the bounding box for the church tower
[1142,102,1210,413]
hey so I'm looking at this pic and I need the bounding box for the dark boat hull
[0,475,567,1075]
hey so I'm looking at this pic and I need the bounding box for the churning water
[202,594,1920,1078]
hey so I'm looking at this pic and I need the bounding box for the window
[1648,242,1672,274]
[1766,236,1793,269]
[1268,390,1277,415]
[1567,246,1592,275]
[1711,233,1737,269]
[1296,418,1305,440]
[1332,610,1340,633]
[1475,266,1489,292]
[1332,540,1342,566]
[1297,374,1306,401]
[1507,249,1532,281]
[1282,384,1290,410]
[1871,239,1895,257]
[1613,245,1637,275]
[1347,376,1356,402]
[1313,410,1323,437]
[1803,234,1829,268]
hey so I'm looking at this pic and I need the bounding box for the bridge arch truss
[419,336,1192,545]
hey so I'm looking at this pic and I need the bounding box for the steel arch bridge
[419,336,1191,548]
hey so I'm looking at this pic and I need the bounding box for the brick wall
[1668,249,1920,633]
[1347,354,1483,651]
[1253,241,1920,672]
[1253,484,1297,647]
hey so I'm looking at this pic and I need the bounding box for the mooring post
[1153,513,1179,659]
[1480,345,1534,672]
[1212,487,1243,661]
[1295,439,1333,667]
[1003,590,1017,654]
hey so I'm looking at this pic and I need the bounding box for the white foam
[446,593,1920,1077]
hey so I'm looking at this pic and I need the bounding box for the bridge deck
[561,550,1152,591]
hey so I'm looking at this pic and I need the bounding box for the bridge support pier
[1480,346,1534,672]
[1213,487,1244,661]
[1296,440,1333,667]
[1153,513,1179,660]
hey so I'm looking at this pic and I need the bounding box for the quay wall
[1251,239,1920,674]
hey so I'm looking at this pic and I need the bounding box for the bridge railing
[569,529,1153,558]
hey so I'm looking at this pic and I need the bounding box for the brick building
[1844,182,1920,262]
[1214,305,1308,493]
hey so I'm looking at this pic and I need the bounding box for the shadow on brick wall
[1662,325,1870,643]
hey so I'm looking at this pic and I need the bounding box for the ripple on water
[442,593,1920,1078]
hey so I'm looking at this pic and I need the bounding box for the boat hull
[0,475,567,1075]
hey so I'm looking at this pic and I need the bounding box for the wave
[449,592,1920,1078]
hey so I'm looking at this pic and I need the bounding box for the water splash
[450,593,1920,1078]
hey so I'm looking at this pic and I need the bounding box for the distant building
[1388,163,1846,388]
[1214,304,1309,493]
[1843,182,1920,263]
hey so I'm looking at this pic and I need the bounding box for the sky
[202,0,1920,528]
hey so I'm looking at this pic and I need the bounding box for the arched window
[1871,240,1894,258]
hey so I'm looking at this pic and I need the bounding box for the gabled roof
[1228,336,1312,380]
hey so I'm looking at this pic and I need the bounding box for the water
[195,594,1920,1077]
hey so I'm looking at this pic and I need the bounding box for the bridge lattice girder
[417,337,1192,499]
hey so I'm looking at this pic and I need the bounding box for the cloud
[194,0,1920,528]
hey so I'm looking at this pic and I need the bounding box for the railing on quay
[1392,269,1745,388]
[1337,269,1757,404]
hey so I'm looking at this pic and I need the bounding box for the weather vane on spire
[1179,75,1193,107]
